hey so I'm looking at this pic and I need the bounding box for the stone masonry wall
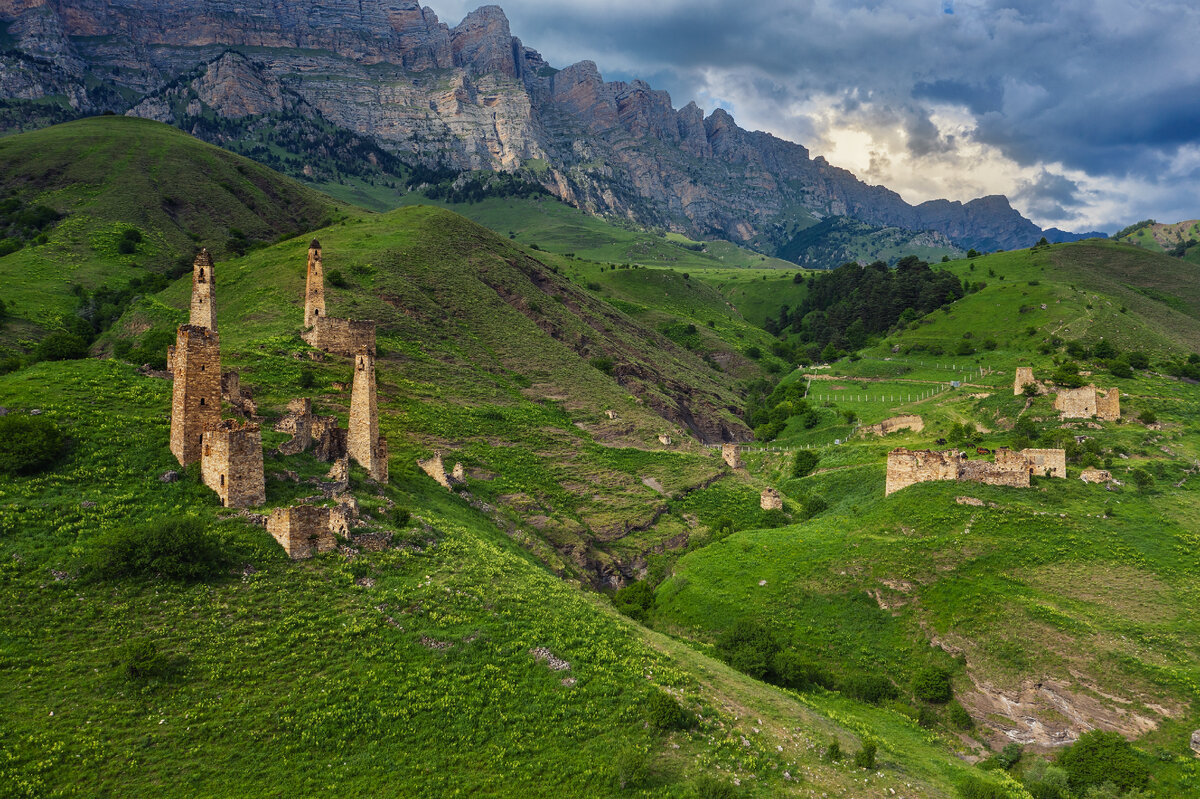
[862,415,924,437]
[189,249,218,332]
[201,420,265,508]
[760,487,783,510]
[303,317,376,358]
[169,324,221,466]
[1055,385,1098,418]
[1022,448,1067,478]
[959,448,1031,489]
[886,448,964,495]
[348,348,388,482]
[418,450,451,489]
[266,505,336,560]
[1096,388,1120,421]
[304,239,326,329]
[1014,367,1035,395]
[722,443,743,469]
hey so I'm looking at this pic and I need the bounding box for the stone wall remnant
[221,369,257,417]
[266,505,337,560]
[418,450,451,489]
[1020,448,1067,478]
[1055,385,1120,421]
[760,487,783,510]
[1014,367,1036,395]
[169,324,221,466]
[658,434,672,446]
[189,248,217,332]
[348,348,388,483]
[304,239,325,329]
[886,447,1037,495]
[722,443,743,469]
[1080,468,1113,484]
[862,415,924,437]
[201,419,265,507]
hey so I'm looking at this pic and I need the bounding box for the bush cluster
[86,517,232,581]
[0,414,66,475]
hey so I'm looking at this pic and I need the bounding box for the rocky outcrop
[0,0,1087,251]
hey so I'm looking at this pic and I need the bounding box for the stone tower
[190,248,218,332]
[304,239,325,329]
[169,324,221,466]
[1014,367,1035,395]
[348,347,388,482]
[201,420,265,508]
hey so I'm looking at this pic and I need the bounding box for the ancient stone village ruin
[884,368,1122,496]
[165,244,388,558]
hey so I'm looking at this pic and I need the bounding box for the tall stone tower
[348,347,388,482]
[189,248,218,332]
[169,324,221,466]
[304,239,325,329]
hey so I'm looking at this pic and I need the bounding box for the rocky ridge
[0,0,1097,252]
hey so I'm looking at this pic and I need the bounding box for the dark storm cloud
[431,0,1200,227]
[1014,170,1085,223]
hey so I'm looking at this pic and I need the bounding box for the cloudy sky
[430,0,1200,234]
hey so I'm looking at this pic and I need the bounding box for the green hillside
[4,117,1200,798]
[1117,219,1200,262]
[0,116,340,347]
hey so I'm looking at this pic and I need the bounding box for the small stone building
[1055,385,1120,421]
[1021,448,1067,478]
[760,487,783,511]
[201,420,265,508]
[722,443,743,469]
[266,505,338,559]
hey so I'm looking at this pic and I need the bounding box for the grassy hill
[1117,220,1200,262]
[0,116,340,348]
[4,117,1200,797]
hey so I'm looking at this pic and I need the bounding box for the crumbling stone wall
[760,487,783,510]
[658,434,672,446]
[221,370,256,417]
[304,239,325,329]
[1055,385,1120,420]
[1080,467,1113,483]
[1095,388,1120,421]
[266,505,337,559]
[201,420,265,507]
[312,416,348,462]
[862,415,924,437]
[189,249,218,332]
[960,448,1031,489]
[1022,448,1067,478]
[274,398,314,456]
[169,324,221,466]
[303,317,376,358]
[418,450,451,489]
[348,348,388,483]
[886,449,964,495]
[1014,367,1036,395]
[722,443,743,469]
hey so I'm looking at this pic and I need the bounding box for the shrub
[917,705,938,728]
[1127,351,1149,370]
[1056,730,1149,794]
[824,739,842,762]
[716,619,779,680]
[589,356,614,375]
[1137,409,1157,425]
[610,744,649,790]
[34,331,89,361]
[957,774,1009,799]
[840,673,898,704]
[774,649,833,690]
[645,690,694,730]
[912,666,953,703]
[947,701,974,730]
[613,580,655,623]
[996,742,1023,770]
[1108,360,1132,379]
[86,517,232,581]
[0,415,67,475]
[853,739,877,769]
[298,368,316,389]
[327,269,348,288]
[117,638,171,682]
[391,507,411,527]
[116,238,136,254]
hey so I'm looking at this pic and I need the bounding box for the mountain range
[0,0,1104,256]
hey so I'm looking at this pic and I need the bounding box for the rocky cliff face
[0,0,1086,251]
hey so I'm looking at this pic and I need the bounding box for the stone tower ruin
[348,347,388,483]
[304,239,325,329]
[201,420,265,507]
[169,324,221,466]
[722,443,743,469]
[1014,367,1035,395]
[190,248,218,332]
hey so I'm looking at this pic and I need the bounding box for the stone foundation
[862,415,924,437]
[266,505,338,559]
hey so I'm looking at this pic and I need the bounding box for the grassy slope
[0,116,339,346]
[1117,220,1200,259]
[644,241,1200,794]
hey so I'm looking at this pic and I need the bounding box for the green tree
[1056,730,1149,794]
[792,450,820,478]
[0,415,66,474]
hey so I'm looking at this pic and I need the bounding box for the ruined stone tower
[169,324,221,466]
[1014,367,1035,395]
[304,239,325,329]
[201,420,265,508]
[722,443,743,470]
[348,347,388,482]
[190,249,218,332]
